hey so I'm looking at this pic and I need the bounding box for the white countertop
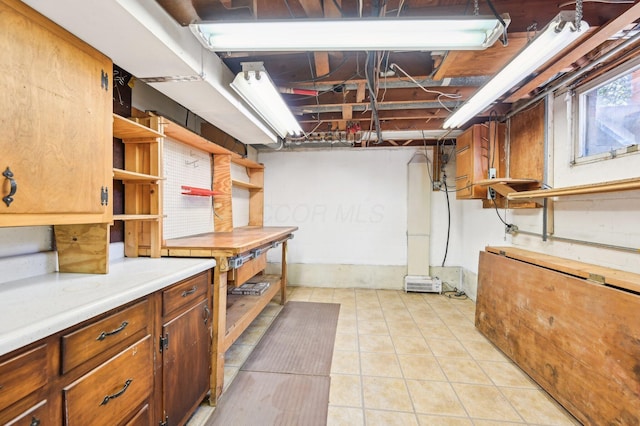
[0,256,216,356]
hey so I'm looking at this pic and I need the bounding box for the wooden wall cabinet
[455,123,504,199]
[0,0,113,273]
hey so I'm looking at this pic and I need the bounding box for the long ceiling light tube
[190,16,510,52]
[230,63,303,139]
[443,12,589,129]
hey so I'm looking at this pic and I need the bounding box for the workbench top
[164,226,298,257]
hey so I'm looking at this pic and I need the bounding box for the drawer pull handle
[2,167,17,207]
[100,378,132,406]
[96,321,129,341]
[182,286,198,297]
[30,417,41,426]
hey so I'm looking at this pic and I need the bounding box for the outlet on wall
[488,168,497,199]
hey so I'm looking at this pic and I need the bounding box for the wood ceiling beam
[297,0,332,79]
[433,33,529,80]
[506,3,640,102]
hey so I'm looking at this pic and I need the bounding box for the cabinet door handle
[96,321,129,341]
[2,167,17,207]
[203,305,211,324]
[181,286,197,297]
[100,378,133,406]
[30,417,41,426]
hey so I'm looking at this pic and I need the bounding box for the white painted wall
[259,147,464,289]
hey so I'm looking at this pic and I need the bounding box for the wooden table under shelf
[163,226,298,404]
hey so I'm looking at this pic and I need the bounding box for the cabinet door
[162,300,210,426]
[455,128,474,199]
[0,0,112,225]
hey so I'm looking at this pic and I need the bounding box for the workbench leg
[209,258,228,406]
[280,240,288,305]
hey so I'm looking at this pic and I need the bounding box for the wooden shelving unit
[113,114,163,141]
[113,214,161,221]
[112,114,165,258]
[113,168,161,182]
[231,179,262,190]
[224,274,281,351]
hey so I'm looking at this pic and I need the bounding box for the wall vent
[404,275,442,293]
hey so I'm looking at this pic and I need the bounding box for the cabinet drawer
[162,272,208,317]
[0,345,48,410]
[61,299,150,374]
[5,399,48,426]
[230,252,267,287]
[63,335,153,426]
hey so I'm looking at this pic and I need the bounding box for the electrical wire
[491,198,512,227]
[443,288,469,300]
[441,173,451,267]
[390,63,462,111]
[485,0,509,46]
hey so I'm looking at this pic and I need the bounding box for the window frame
[573,56,640,165]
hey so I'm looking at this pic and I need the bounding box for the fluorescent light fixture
[230,62,303,139]
[190,16,510,52]
[443,12,589,129]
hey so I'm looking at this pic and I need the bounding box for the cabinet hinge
[100,187,109,206]
[159,334,169,352]
[101,69,109,91]
[159,416,168,426]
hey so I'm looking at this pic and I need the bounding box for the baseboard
[266,263,407,290]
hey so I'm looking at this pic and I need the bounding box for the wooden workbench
[163,226,298,405]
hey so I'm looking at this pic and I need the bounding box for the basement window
[575,58,640,162]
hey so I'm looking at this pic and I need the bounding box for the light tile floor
[188,287,581,426]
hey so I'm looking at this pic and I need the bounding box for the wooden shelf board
[475,178,539,198]
[113,214,161,221]
[475,178,539,186]
[113,114,164,140]
[507,177,640,200]
[232,179,262,190]
[113,168,161,182]
[224,275,281,351]
[231,155,264,169]
[161,118,234,155]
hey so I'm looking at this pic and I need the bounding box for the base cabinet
[0,269,212,426]
[162,300,211,426]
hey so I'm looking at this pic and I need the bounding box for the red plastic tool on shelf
[181,186,223,197]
